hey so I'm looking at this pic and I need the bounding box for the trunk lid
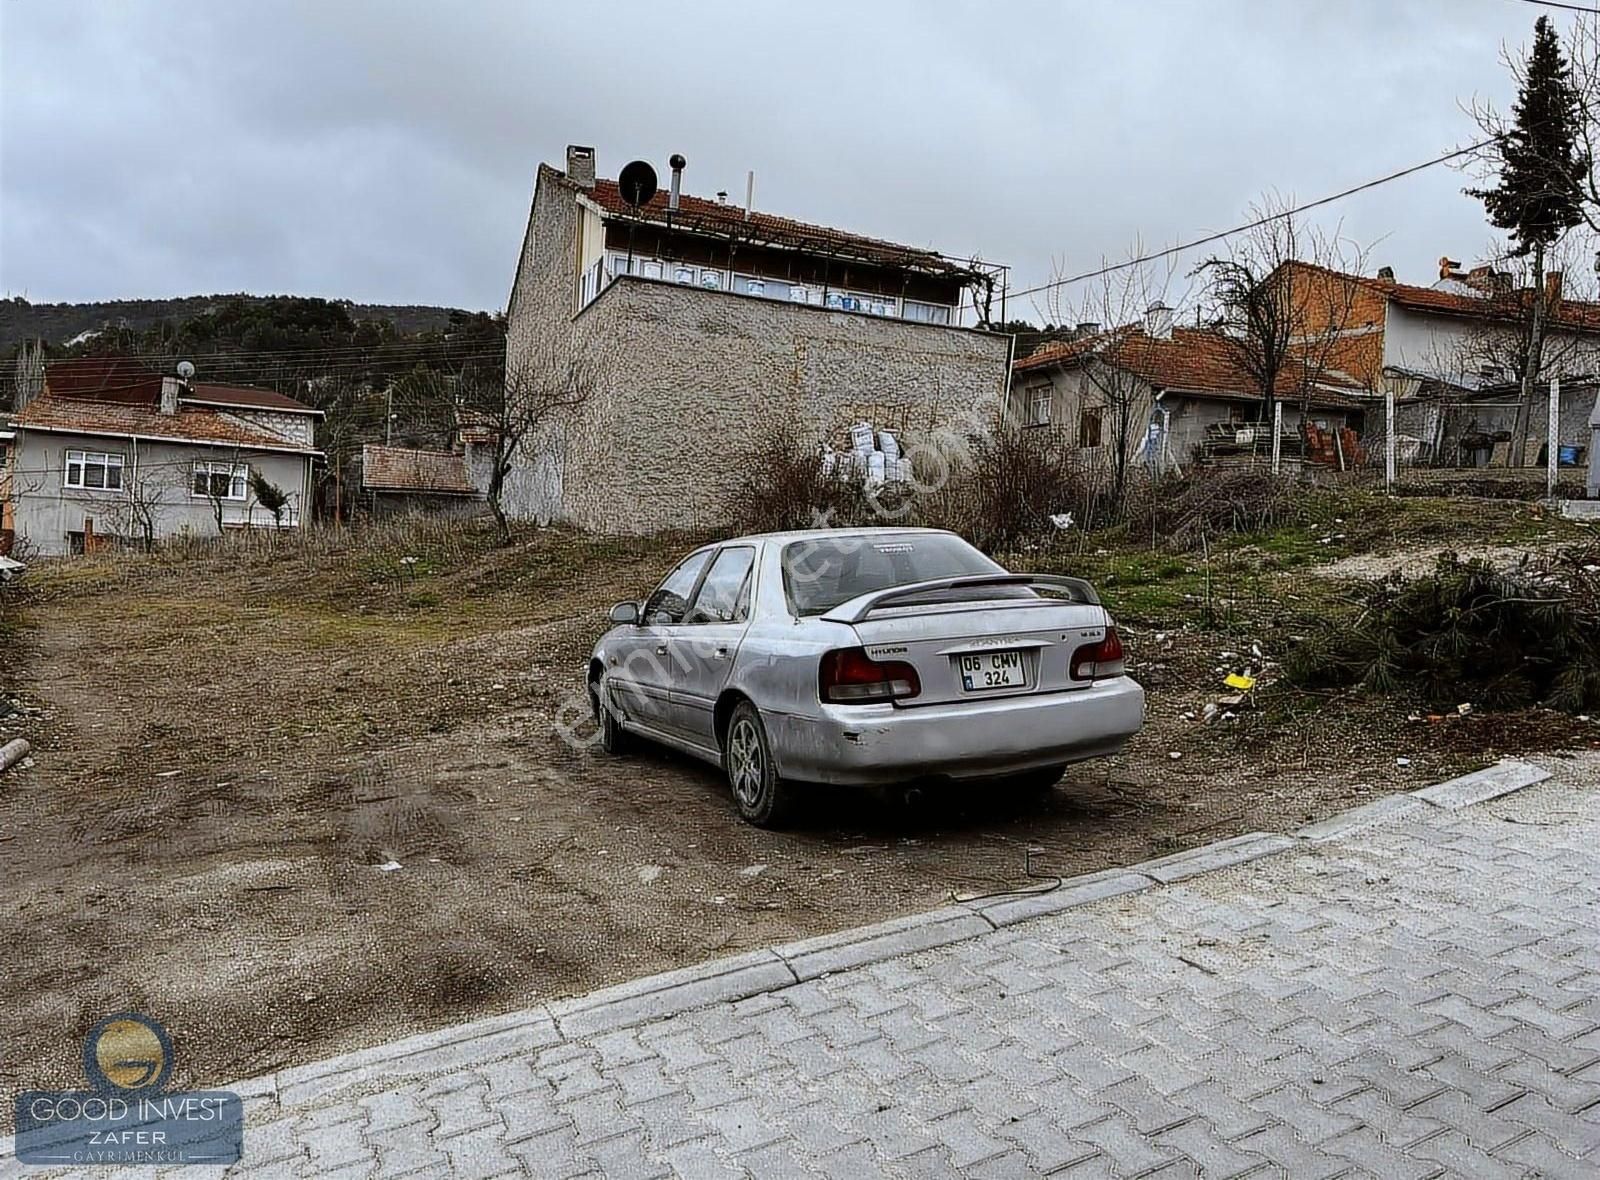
[846,595,1111,706]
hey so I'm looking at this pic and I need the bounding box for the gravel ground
[2,523,1594,1119]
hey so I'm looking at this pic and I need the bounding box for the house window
[903,300,953,325]
[64,449,124,491]
[1025,385,1052,427]
[1079,407,1104,449]
[640,259,663,280]
[192,460,249,501]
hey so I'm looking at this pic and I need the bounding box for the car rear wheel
[724,701,793,827]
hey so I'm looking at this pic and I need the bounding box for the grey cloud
[0,0,1548,314]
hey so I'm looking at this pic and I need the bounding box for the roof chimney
[159,375,181,416]
[1075,322,1100,339]
[1439,256,1462,281]
[744,170,755,222]
[565,145,595,189]
[716,190,728,205]
[1144,302,1174,341]
[1376,265,1395,282]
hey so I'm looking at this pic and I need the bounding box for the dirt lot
[2,495,1596,1108]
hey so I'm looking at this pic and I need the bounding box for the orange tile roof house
[1273,258,1600,464]
[10,358,322,556]
[1011,305,1364,469]
[504,145,1011,532]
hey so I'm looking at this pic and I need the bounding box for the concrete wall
[217,408,316,448]
[13,431,312,557]
[506,167,1010,533]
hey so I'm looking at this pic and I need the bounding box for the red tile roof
[1280,260,1600,331]
[583,175,972,278]
[361,444,479,496]
[15,396,320,453]
[183,383,321,415]
[43,357,161,403]
[1015,326,1363,409]
[44,358,318,413]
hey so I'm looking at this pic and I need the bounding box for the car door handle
[713,647,728,659]
[656,644,668,656]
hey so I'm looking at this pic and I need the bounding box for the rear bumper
[769,677,1145,786]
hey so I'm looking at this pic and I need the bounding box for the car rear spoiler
[821,573,1100,624]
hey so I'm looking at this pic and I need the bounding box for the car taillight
[819,647,922,703]
[1071,626,1126,681]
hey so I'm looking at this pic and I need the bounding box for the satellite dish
[618,160,658,208]
[176,360,196,380]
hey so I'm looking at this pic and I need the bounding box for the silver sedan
[589,528,1144,825]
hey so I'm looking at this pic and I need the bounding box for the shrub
[1126,468,1310,550]
[935,424,1091,551]
[1285,549,1600,712]
[728,427,914,534]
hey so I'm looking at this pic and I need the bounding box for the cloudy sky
[0,0,1570,321]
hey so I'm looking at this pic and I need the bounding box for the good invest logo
[16,1013,243,1166]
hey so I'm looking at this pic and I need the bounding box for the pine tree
[1470,16,1587,257]
[1468,16,1589,463]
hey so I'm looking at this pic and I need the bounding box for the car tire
[724,701,794,827]
[592,678,633,755]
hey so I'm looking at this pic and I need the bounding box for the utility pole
[1384,381,1397,492]
[1548,377,1561,499]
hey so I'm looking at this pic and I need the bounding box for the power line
[1008,140,1496,303]
[1514,1,1600,14]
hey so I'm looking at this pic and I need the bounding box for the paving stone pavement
[7,757,1600,1178]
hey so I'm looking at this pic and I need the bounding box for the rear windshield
[781,533,1010,616]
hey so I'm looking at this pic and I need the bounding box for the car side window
[685,547,756,624]
[643,550,713,626]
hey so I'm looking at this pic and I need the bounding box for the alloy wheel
[729,717,764,807]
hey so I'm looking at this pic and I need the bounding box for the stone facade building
[505,146,1011,533]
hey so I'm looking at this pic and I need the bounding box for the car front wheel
[591,678,633,755]
[724,701,793,827]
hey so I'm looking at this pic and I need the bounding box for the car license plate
[958,650,1026,691]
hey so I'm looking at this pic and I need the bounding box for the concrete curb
[0,758,1557,1143]
[776,906,994,982]
[1411,758,1550,810]
[1294,794,1428,841]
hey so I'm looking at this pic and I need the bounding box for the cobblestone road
[10,758,1600,1178]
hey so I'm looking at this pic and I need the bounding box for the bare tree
[12,340,43,411]
[96,460,179,551]
[456,334,618,543]
[1193,194,1369,425]
[1046,245,1184,505]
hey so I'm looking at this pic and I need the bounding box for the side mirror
[609,600,641,625]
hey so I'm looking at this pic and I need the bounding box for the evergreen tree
[1469,16,1588,257]
[1467,15,1589,462]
